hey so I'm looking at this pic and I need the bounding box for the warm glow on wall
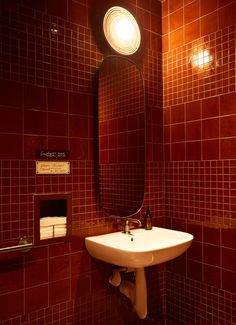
[103,6,141,55]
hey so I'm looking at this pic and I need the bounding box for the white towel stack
[40,216,67,239]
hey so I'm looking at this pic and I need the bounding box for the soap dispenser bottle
[144,207,152,230]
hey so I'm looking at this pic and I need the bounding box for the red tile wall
[163,0,236,324]
[0,0,163,324]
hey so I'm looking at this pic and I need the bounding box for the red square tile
[202,97,219,118]
[0,80,22,107]
[0,134,22,159]
[25,284,49,313]
[220,93,236,115]
[68,1,87,26]
[47,0,67,19]
[49,279,70,305]
[184,20,200,43]
[219,2,236,29]
[48,88,68,113]
[48,112,68,136]
[171,123,185,142]
[0,290,24,320]
[202,118,219,139]
[203,264,220,287]
[0,107,22,133]
[184,0,200,24]
[49,255,70,282]
[24,85,46,111]
[24,110,47,135]
[200,0,217,15]
[25,260,48,287]
[202,139,219,160]
[169,8,183,31]
[186,101,201,121]
[186,121,201,140]
[186,141,201,160]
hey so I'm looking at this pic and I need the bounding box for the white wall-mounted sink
[85,227,193,268]
[85,226,193,319]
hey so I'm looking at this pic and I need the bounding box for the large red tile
[186,101,201,121]
[69,115,88,138]
[169,27,184,50]
[24,85,46,111]
[0,80,22,107]
[0,290,24,320]
[202,118,219,139]
[171,142,185,160]
[71,274,91,299]
[184,20,200,43]
[221,138,236,159]
[203,243,220,266]
[202,139,219,160]
[220,115,236,137]
[68,1,87,26]
[49,255,70,282]
[24,110,47,135]
[200,0,218,15]
[0,107,22,133]
[169,0,183,13]
[202,97,219,118]
[46,0,67,19]
[0,134,22,159]
[186,121,201,140]
[203,226,220,245]
[184,0,200,24]
[171,104,185,123]
[222,269,236,293]
[48,112,68,136]
[222,228,236,249]
[187,260,203,281]
[0,261,24,294]
[169,8,183,31]
[203,264,220,287]
[171,123,185,142]
[48,88,68,113]
[201,11,218,36]
[220,93,236,115]
[25,260,48,287]
[24,135,47,159]
[49,279,70,305]
[219,2,236,29]
[186,141,201,160]
[25,284,49,313]
[222,248,236,272]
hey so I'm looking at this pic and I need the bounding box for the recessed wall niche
[34,193,71,245]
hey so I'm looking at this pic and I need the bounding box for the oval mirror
[98,56,145,217]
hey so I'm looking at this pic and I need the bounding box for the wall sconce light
[190,47,213,70]
[103,6,141,55]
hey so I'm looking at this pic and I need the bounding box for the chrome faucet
[123,218,142,234]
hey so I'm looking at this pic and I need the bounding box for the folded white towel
[40,223,67,239]
[40,216,66,226]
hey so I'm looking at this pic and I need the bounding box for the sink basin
[85,227,193,268]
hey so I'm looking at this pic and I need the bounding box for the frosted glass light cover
[103,6,141,55]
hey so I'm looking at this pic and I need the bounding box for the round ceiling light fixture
[103,6,141,55]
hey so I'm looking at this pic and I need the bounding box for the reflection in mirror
[98,56,145,217]
[34,193,71,244]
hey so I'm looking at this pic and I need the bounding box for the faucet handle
[123,219,131,234]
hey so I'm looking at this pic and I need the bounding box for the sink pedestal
[113,267,147,319]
